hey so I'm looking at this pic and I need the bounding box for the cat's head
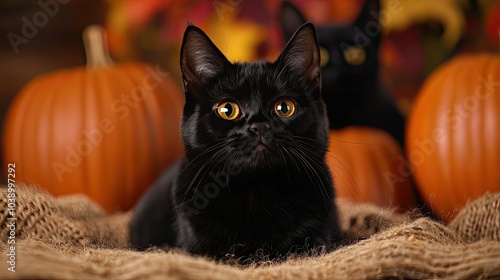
[280,0,381,99]
[179,23,329,172]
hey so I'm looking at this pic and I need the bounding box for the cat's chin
[254,143,266,153]
[231,145,286,172]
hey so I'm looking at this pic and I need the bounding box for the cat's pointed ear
[279,1,307,43]
[275,22,321,91]
[180,25,229,93]
[353,0,381,46]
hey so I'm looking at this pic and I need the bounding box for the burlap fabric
[1,185,499,279]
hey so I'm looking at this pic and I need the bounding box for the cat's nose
[248,123,270,135]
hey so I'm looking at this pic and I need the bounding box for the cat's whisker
[294,140,340,212]
[294,136,368,215]
[328,164,366,211]
[322,149,371,212]
[186,151,224,203]
[293,135,321,142]
[293,139,329,161]
[179,143,227,203]
[286,147,331,212]
[293,148,332,208]
[280,145,302,176]
[328,137,374,146]
[180,142,225,174]
[295,137,371,211]
[323,153,349,172]
[295,135,374,148]
[276,148,290,179]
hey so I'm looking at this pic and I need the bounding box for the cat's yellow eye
[274,98,296,118]
[216,101,240,120]
[343,45,366,66]
[319,46,330,68]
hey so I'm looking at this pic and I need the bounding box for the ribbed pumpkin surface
[327,127,417,211]
[406,53,500,222]
[2,26,184,212]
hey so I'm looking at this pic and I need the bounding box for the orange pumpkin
[327,127,417,211]
[2,25,184,212]
[406,53,500,222]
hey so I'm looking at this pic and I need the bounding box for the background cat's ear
[279,1,307,43]
[353,0,381,46]
[276,23,321,91]
[180,25,229,92]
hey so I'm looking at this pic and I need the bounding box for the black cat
[129,23,342,261]
[280,0,406,146]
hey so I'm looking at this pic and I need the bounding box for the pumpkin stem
[83,25,114,68]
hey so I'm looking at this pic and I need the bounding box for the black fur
[129,23,341,261]
[280,0,406,146]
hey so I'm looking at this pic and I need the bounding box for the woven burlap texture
[1,185,500,279]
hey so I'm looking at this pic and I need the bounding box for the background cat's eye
[319,46,330,67]
[343,45,366,66]
[217,102,240,120]
[274,99,296,118]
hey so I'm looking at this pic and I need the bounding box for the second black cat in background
[280,0,406,147]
